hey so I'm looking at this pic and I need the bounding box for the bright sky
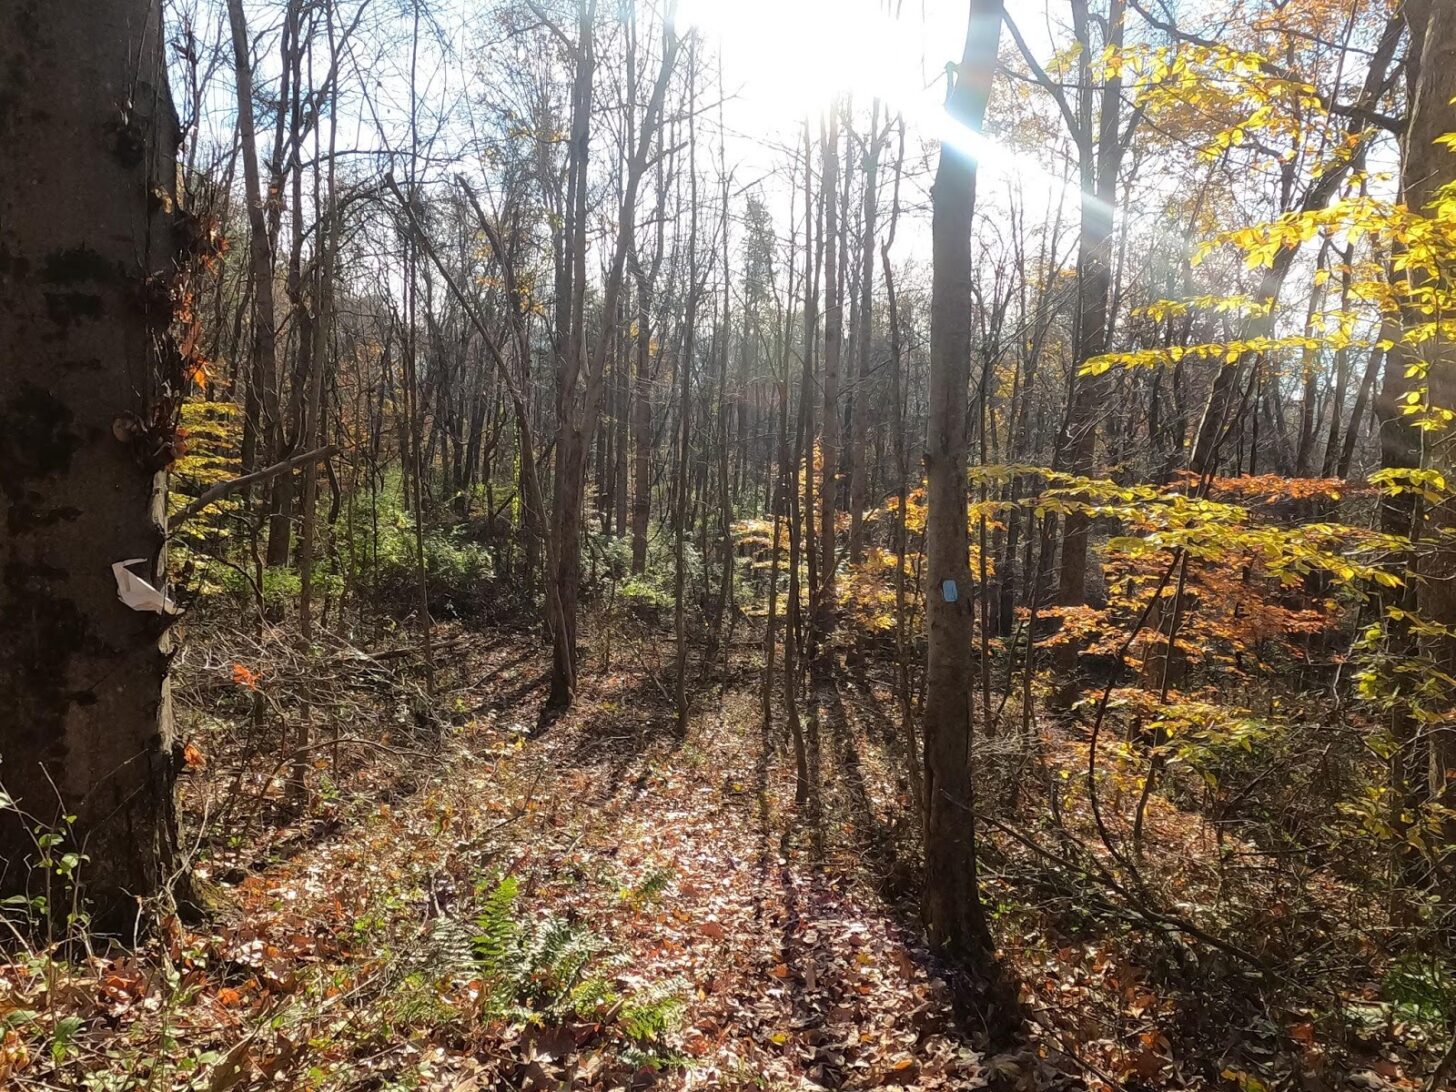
[186,0,1078,278]
[676,0,1057,127]
[676,0,960,125]
[674,0,1073,218]
[205,0,1064,175]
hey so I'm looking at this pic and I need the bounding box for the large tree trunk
[548,10,678,710]
[0,0,187,929]
[921,0,1016,1035]
[267,5,309,569]
[298,186,337,639]
[799,120,821,665]
[1404,0,1456,804]
[614,333,630,538]
[546,2,596,711]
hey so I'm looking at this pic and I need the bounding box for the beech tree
[0,0,189,926]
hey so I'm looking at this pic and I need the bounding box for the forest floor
[0,619,1441,1090]
[2,624,1007,1091]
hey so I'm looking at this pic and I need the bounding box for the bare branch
[169,445,339,532]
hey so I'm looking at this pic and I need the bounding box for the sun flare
[675,0,948,130]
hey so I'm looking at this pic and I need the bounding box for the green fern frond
[471,874,522,974]
[619,979,686,1042]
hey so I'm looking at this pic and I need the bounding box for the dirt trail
[499,651,992,1090]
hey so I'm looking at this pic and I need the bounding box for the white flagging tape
[112,558,178,615]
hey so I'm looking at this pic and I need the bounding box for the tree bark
[631,268,655,573]
[1403,0,1456,802]
[921,0,1016,1035]
[1057,0,1124,607]
[0,0,188,929]
[817,108,843,657]
[226,0,282,499]
[848,103,882,568]
[549,8,679,710]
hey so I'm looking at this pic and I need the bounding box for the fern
[523,915,606,1007]
[565,973,618,1015]
[426,915,480,977]
[471,874,521,974]
[461,873,682,1062]
[620,865,674,908]
[619,979,686,1042]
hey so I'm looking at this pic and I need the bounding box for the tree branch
[1126,0,1405,133]
[1002,10,1085,142]
[169,444,338,531]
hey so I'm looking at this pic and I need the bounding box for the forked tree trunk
[0,0,187,929]
[549,9,678,710]
[1187,9,1404,477]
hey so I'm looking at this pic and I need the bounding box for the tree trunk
[1295,238,1333,477]
[298,14,340,641]
[1057,0,1124,607]
[226,0,281,500]
[631,271,654,573]
[1404,0,1456,802]
[921,0,1016,1034]
[549,10,678,710]
[614,325,630,538]
[848,104,882,568]
[296,241,333,641]
[0,0,188,929]
[817,108,843,657]
[1187,10,1404,476]
[1320,243,1357,478]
